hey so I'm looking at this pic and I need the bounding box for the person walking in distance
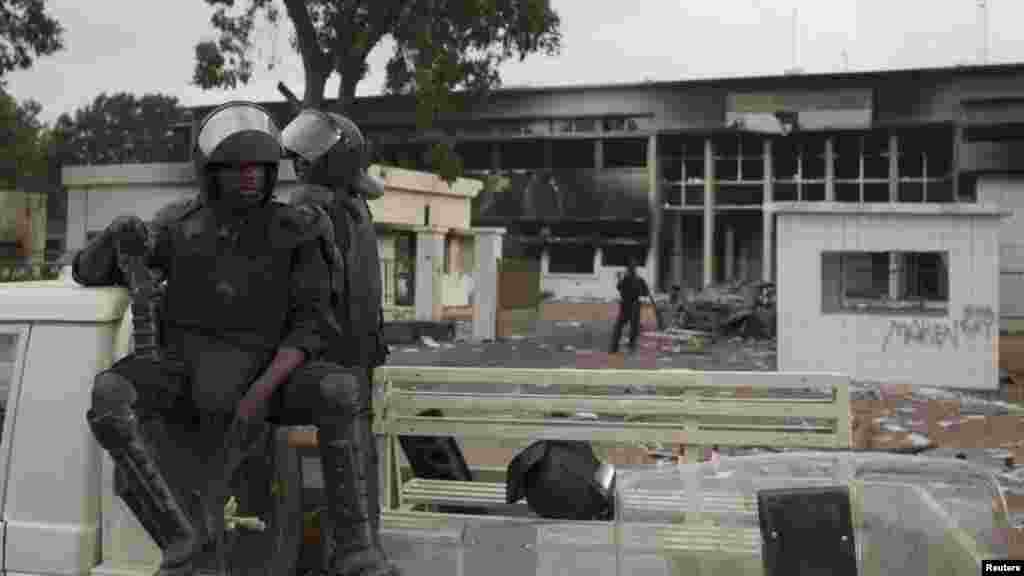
[610,258,653,354]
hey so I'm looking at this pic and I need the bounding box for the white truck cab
[0,279,131,575]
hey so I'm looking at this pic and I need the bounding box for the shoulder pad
[290,184,334,209]
[270,203,324,245]
[151,198,201,227]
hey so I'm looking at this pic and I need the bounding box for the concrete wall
[977,176,1024,333]
[539,246,651,301]
[365,165,479,230]
[776,203,1004,390]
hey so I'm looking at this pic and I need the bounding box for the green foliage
[0,0,65,81]
[192,0,561,183]
[50,92,186,165]
[0,89,48,189]
[0,261,60,282]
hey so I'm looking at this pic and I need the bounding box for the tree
[0,0,65,82]
[192,0,561,180]
[0,88,48,188]
[51,92,186,165]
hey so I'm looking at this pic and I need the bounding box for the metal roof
[186,62,1024,114]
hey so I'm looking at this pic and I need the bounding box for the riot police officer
[281,109,398,575]
[75,101,392,576]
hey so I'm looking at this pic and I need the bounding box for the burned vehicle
[673,280,777,339]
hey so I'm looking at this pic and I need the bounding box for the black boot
[88,408,197,576]
[319,411,400,576]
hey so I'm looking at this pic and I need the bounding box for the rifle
[277,81,303,116]
[110,223,165,365]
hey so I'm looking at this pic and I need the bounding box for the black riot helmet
[193,101,282,212]
[281,108,384,199]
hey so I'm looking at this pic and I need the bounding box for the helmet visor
[281,108,342,163]
[197,103,281,163]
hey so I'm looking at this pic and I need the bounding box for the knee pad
[91,370,137,414]
[319,370,367,412]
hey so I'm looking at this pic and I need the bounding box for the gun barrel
[277,82,302,112]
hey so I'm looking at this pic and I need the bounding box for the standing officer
[610,258,653,354]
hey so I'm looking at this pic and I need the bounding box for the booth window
[821,250,949,314]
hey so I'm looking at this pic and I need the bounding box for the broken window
[547,244,596,274]
[821,250,949,313]
[603,138,647,168]
[772,135,825,201]
[601,244,648,267]
[499,140,546,170]
[898,126,955,203]
[682,137,706,182]
[454,142,495,172]
[831,130,891,203]
[551,140,596,169]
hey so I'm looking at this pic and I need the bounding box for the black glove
[105,215,150,260]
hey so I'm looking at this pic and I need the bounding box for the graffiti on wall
[881,305,995,352]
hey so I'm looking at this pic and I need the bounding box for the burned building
[186,63,1024,311]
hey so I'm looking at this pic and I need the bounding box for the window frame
[823,250,950,315]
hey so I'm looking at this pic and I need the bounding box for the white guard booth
[775,202,1007,391]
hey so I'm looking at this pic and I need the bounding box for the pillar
[888,134,901,299]
[414,226,446,322]
[647,134,661,290]
[703,138,715,287]
[472,227,505,341]
[65,188,88,252]
[672,214,684,289]
[825,138,835,202]
[889,134,899,201]
[762,138,774,282]
[672,140,687,289]
[724,225,735,282]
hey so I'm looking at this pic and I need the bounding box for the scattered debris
[420,336,440,349]
[907,433,931,448]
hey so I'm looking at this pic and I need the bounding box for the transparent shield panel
[615,453,1010,576]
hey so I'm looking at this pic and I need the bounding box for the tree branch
[282,0,329,105]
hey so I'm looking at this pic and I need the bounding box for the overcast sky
[8,0,1024,124]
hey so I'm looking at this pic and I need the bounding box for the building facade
[185,63,1024,307]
